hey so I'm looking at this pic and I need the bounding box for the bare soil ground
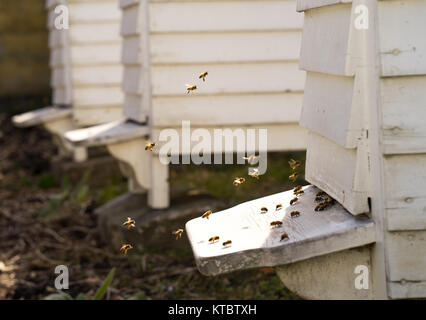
[0,114,302,300]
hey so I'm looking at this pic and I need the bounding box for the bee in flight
[288,159,301,170]
[120,244,133,256]
[172,229,184,240]
[122,217,136,229]
[289,172,299,182]
[290,197,299,205]
[209,236,220,243]
[199,71,208,82]
[186,84,197,94]
[202,209,212,219]
[248,168,260,179]
[280,232,289,241]
[222,240,232,247]
[290,210,300,218]
[242,155,259,165]
[233,177,245,186]
[260,207,268,214]
[145,142,156,151]
[276,203,283,211]
[270,221,283,228]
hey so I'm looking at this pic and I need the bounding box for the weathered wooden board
[386,231,426,282]
[378,0,426,77]
[73,107,124,126]
[388,280,426,299]
[69,44,121,66]
[123,93,146,123]
[305,131,370,215]
[149,31,301,64]
[64,120,148,147]
[71,65,122,86]
[381,76,426,155]
[69,23,121,44]
[300,71,363,148]
[120,3,141,36]
[299,2,355,76]
[297,0,352,12]
[152,93,303,126]
[185,185,375,276]
[384,154,426,231]
[53,87,73,105]
[73,86,124,107]
[12,106,72,128]
[151,124,307,155]
[149,1,303,33]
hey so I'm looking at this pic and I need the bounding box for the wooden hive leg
[148,155,170,209]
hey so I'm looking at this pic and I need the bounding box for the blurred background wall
[0,0,51,114]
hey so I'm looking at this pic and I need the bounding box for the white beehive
[185,0,426,299]
[65,0,308,208]
[47,0,124,126]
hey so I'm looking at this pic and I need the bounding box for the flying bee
[233,177,245,187]
[145,142,156,151]
[270,221,283,228]
[276,203,283,211]
[260,207,268,214]
[242,155,259,165]
[316,191,326,197]
[294,189,304,196]
[248,168,260,179]
[208,236,220,243]
[222,240,232,247]
[288,159,301,170]
[172,229,184,240]
[202,209,212,219]
[122,217,136,229]
[186,84,197,94]
[280,232,289,241]
[120,244,133,256]
[199,71,208,82]
[289,172,299,182]
[290,197,298,205]
[290,210,300,218]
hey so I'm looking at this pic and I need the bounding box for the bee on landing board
[260,207,268,214]
[186,84,197,94]
[122,217,136,229]
[120,244,133,256]
[208,236,220,243]
[288,159,301,170]
[199,71,208,82]
[202,209,212,219]
[289,172,299,182]
[270,221,283,228]
[222,240,232,247]
[145,142,156,151]
[233,177,245,186]
[293,185,302,193]
[316,190,326,197]
[172,229,184,240]
[280,233,289,241]
[294,189,304,196]
[276,203,283,211]
[290,210,300,218]
[290,197,299,205]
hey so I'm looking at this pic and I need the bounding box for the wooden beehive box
[46,0,124,126]
[120,0,308,152]
[298,0,426,298]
